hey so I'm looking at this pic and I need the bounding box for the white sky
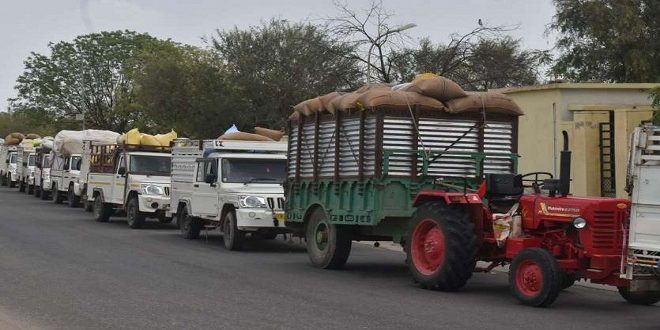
[0,0,557,112]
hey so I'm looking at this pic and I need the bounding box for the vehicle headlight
[239,195,267,208]
[141,184,165,195]
[572,217,587,229]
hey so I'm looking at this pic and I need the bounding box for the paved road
[0,187,657,330]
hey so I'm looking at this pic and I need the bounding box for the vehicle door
[62,156,72,189]
[112,154,126,204]
[52,155,64,187]
[191,158,219,218]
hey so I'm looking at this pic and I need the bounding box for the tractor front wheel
[305,208,352,269]
[406,202,478,291]
[510,248,561,307]
[617,286,660,306]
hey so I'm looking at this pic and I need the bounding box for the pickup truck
[168,138,287,250]
[622,124,660,302]
[34,147,51,199]
[85,143,172,228]
[0,145,18,187]
[49,152,83,207]
[16,146,36,194]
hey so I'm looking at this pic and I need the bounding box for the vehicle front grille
[591,210,624,251]
[267,197,285,210]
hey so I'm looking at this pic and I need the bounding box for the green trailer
[285,105,521,268]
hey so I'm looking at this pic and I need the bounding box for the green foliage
[134,43,249,138]
[10,30,167,133]
[390,36,549,90]
[551,0,660,82]
[212,20,362,129]
[651,87,660,125]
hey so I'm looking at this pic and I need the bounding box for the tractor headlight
[239,195,267,208]
[572,217,587,229]
[141,184,165,195]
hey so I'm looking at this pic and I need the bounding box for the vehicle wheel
[52,184,64,204]
[510,248,561,307]
[27,184,34,195]
[0,174,6,186]
[34,184,41,198]
[18,179,25,192]
[9,177,16,188]
[93,194,112,222]
[67,185,80,208]
[560,272,577,290]
[406,202,478,291]
[40,183,49,200]
[223,211,244,251]
[83,198,93,212]
[126,197,146,229]
[617,286,660,305]
[305,207,352,269]
[179,208,201,239]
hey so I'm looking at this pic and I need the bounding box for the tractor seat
[485,173,523,203]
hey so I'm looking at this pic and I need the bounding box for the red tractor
[406,132,660,307]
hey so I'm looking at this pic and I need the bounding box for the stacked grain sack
[53,130,120,155]
[219,127,285,142]
[292,73,522,117]
[3,133,25,145]
[116,128,177,147]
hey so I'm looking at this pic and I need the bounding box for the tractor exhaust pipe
[559,131,571,196]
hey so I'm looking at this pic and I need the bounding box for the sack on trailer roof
[445,91,523,116]
[54,130,120,155]
[4,132,24,145]
[407,73,467,102]
[219,131,274,141]
[356,89,445,111]
[254,127,284,141]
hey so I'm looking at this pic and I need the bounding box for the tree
[551,0,660,82]
[390,35,549,90]
[9,30,167,133]
[326,0,416,83]
[134,43,249,138]
[212,20,361,128]
[651,88,660,125]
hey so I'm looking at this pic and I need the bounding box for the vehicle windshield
[43,155,51,168]
[70,156,82,171]
[221,158,286,183]
[129,155,171,176]
[28,154,35,166]
[9,153,16,164]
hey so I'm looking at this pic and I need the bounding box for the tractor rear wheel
[617,286,660,305]
[406,202,478,291]
[305,207,352,269]
[510,248,561,307]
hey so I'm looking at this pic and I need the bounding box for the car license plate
[275,211,286,221]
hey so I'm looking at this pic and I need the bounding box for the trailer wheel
[617,286,660,305]
[223,211,244,251]
[406,202,477,291]
[305,207,352,269]
[179,208,201,239]
[52,184,64,204]
[126,197,146,229]
[93,194,112,222]
[510,248,561,307]
[67,185,80,208]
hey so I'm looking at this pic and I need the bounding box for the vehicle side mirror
[205,174,217,184]
[118,167,126,176]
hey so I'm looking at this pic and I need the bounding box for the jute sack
[355,83,391,93]
[4,132,24,145]
[356,89,445,111]
[330,92,362,112]
[219,132,274,141]
[26,133,41,140]
[293,97,323,116]
[445,91,523,116]
[409,73,466,102]
[319,92,343,114]
[254,127,284,141]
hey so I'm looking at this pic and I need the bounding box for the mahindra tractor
[406,132,659,307]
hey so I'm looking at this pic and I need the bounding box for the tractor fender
[413,191,483,207]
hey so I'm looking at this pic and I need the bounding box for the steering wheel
[520,172,554,194]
